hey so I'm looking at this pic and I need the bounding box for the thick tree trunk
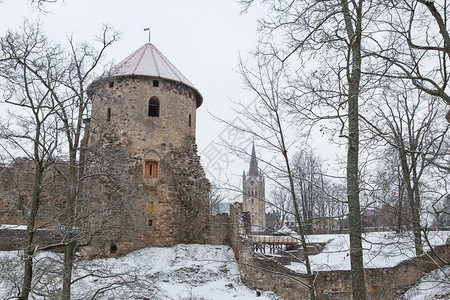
[62,241,76,300]
[399,150,423,256]
[347,93,367,300]
[21,156,44,299]
[341,0,367,298]
[61,155,78,300]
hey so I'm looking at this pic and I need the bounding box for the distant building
[242,144,266,232]
[312,217,342,234]
[265,211,281,232]
[343,204,409,232]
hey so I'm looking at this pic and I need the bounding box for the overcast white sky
[0,0,339,191]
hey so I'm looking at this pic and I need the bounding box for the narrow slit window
[148,97,160,117]
[106,107,111,122]
[189,114,192,127]
[148,219,153,227]
[145,161,158,178]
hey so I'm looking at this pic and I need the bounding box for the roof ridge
[109,45,143,75]
[149,44,161,77]
[132,44,147,74]
[152,45,193,86]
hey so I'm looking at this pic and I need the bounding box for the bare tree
[30,0,60,12]
[292,150,332,234]
[45,24,119,300]
[368,81,449,255]
[373,153,410,233]
[269,187,292,230]
[239,0,372,297]
[368,0,450,118]
[0,20,121,299]
[434,194,450,228]
[0,20,64,300]
[226,54,317,299]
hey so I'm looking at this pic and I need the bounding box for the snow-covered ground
[0,244,282,300]
[287,231,450,273]
[0,232,448,299]
[400,265,450,300]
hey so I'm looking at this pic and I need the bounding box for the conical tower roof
[106,43,203,107]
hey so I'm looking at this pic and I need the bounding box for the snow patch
[287,231,450,273]
[0,244,283,299]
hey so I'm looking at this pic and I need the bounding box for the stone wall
[0,159,70,229]
[80,75,218,258]
[0,228,64,252]
[0,74,228,259]
[229,202,450,300]
[207,213,231,245]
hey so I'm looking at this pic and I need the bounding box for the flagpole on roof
[144,27,151,43]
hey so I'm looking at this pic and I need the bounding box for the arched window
[110,243,117,254]
[148,97,159,117]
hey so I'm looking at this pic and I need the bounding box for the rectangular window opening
[145,161,158,178]
[153,80,159,87]
[109,81,114,88]
[147,202,154,213]
[148,219,153,227]
[106,107,111,122]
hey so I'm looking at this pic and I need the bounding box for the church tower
[86,43,211,257]
[242,144,266,232]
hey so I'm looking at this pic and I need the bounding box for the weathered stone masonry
[0,43,230,258]
[229,203,450,300]
[83,43,228,257]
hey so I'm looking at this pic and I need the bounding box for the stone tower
[242,144,266,232]
[86,43,211,257]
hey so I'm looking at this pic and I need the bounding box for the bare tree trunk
[341,0,367,298]
[399,149,423,255]
[21,164,42,300]
[62,241,76,300]
[61,156,77,300]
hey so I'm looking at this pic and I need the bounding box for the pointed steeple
[248,143,259,176]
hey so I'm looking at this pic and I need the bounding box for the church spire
[248,143,259,176]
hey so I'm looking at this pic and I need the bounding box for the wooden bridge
[250,235,299,253]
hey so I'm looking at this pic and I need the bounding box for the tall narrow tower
[242,144,266,232]
[86,43,211,257]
